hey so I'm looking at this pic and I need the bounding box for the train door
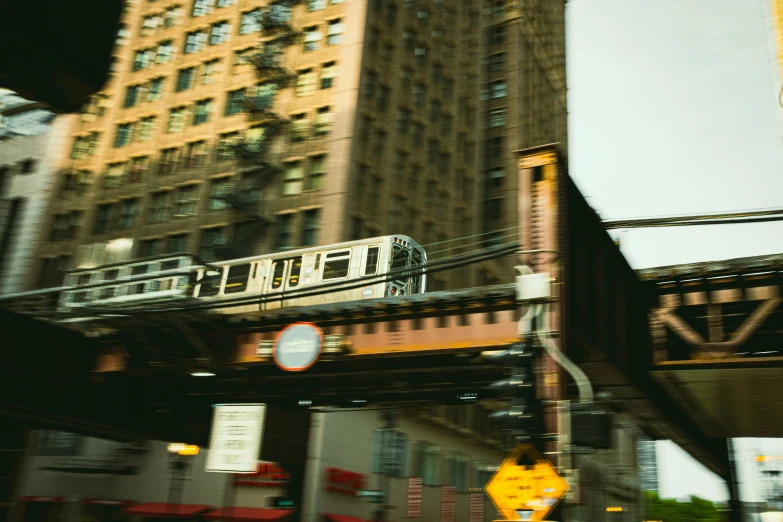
[266,257,303,309]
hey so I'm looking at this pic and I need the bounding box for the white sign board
[205,403,267,473]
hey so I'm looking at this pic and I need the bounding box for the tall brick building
[30,0,567,292]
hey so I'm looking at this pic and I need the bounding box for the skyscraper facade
[638,439,659,493]
[29,0,567,292]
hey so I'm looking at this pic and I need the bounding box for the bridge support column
[727,438,744,522]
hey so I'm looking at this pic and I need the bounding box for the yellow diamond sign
[484,445,569,521]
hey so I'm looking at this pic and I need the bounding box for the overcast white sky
[566,0,783,503]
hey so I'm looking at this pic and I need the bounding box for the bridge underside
[641,254,783,440]
[651,358,783,438]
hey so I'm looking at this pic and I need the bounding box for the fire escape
[218,1,301,259]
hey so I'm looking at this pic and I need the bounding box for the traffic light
[485,342,543,440]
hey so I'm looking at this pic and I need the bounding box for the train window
[323,250,351,280]
[199,270,222,297]
[288,257,302,287]
[391,244,409,272]
[271,261,285,290]
[364,246,380,275]
[103,269,119,280]
[225,264,251,294]
[161,260,179,271]
[131,265,147,294]
[72,291,88,303]
[314,253,321,271]
[77,274,91,285]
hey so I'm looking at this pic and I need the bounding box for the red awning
[122,502,213,518]
[81,499,134,506]
[324,513,370,522]
[18,496,64,503]
[203,508,294,521]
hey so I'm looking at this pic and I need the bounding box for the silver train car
[59,235,427,313]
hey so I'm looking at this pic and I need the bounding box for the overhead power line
[603,208,783,230]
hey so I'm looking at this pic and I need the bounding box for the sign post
[205,403,267,473]
[274,323,323,372]
[484,445,568,522]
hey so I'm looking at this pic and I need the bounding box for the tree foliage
[645,491,727,522]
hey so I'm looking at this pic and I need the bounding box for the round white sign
[362,286,374,299]
[274,323,323,371]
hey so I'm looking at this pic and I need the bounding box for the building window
[184,141,208,167]
[132,49,153,71]
[290,113,309,142]
[192,0,213,17]
[138,116,156,141]
[484,197,503,228]
[371,430,408,478]
[327,19,344,45]
[139,238,164,258]
[167,233,190,253]
[362,70,377,98]
[50,212,83,241]
[489,52,506,71]
[35,432,84,457]
[320,61,337,89]
[486,167,504,188]
[209,21,231,45]
[148,191,172,223]
[283,162,303,195]
[308,0,326,11]
[415,46,427,66]
[304,26,321,52]
[448,454,470,492]
[276,214,293,249]
[225,88,245,116]
[306,155,326,190]
[217,131,241,160]
[118,198,141,229]
[193,99,212,125]
[295,69,316,96]
[160,147,180,174]
[71,134,99,159]
[200,227,227,261]
[314,106,332,137]
[140,15,160,36]
[147,77,164,101]
[167,107,187,132]
[209,177,232,210]
[486,136,504,161]
[397,108,410,133]
[201,58,221,84]
[490,80,507,98]
[164,5,183,26]
[176,67,195,91]
[233,47,255,73]
[104,162,127,188]
[301,209,320,246]
[93,203,115,233]
[174,185,199,216]
[114,123,133,147]
[156,40,175,63]
[124,85,141,108]
[489,107,506,127]
[413,84,425,105]
[129,156,150,182]
[217,0,236,6]
[489,25,505,44]
[184,30,207,53]
[412,441,441,485]
[239,9,261,34]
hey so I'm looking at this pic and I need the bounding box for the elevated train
[58,235,427,313]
